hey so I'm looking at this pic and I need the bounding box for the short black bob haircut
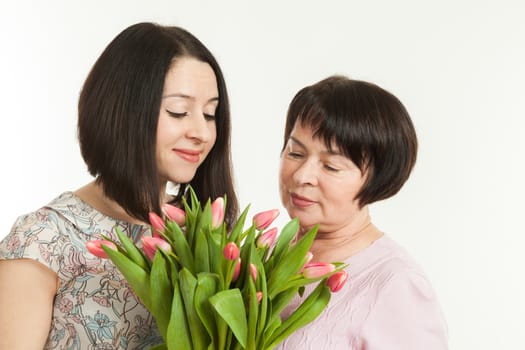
[282,75,418,207]
[78,22,238,225]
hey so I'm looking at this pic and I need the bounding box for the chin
[169,172,198,184]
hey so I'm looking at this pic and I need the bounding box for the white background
[1,1,524,349]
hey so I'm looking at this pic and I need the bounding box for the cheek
[156,115,176,146]
[278,160,292,186]
[206,123,217,151]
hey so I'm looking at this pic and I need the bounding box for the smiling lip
[173,149,201,163]
[290,193,316,208]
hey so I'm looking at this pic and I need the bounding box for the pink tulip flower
[250,263,258,282]
[326,270,348,292]
[211,197,225,228]
[256,227,278,248]
[232,258,241,282]
[148,212,166,238]
[253,209,279,230]
[162,203,186,226]
[223,242,240,261]
[302,262,335,278]
[86,240,117,259]
[142,236,172,261]
[256,291,263,304]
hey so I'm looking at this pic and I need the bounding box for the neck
[74,181,145,225]
[305,206,383,263]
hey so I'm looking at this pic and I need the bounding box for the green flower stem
[247,278,258,350]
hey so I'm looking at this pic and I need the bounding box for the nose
[186,112,213,143]
[291,158,318,186]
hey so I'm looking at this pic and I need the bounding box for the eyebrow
[162,93,219,103]
[289,136,344,156]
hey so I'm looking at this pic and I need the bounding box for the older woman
[276,76,448,349]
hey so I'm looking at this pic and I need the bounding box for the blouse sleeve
[359,270,449,350]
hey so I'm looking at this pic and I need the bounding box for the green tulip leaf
[114,227,150,271]
[194,228,210,273]
[102,245,151,309]
[267,227,318,299]
[150,251,173,340]
[194,273,220,347]
[209,288,248,348]
[166,220,195,273]
[267,283,331,348]
[228,205,250,243]
[271,218,300,262]
[179,268,210,350]
[167,279,192,350]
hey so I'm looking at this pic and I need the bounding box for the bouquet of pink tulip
[86,188,348,350]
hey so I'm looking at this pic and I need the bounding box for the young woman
[0,22,238,350]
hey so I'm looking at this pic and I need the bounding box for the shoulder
[0,192,81,264]
[361,235,443,318]
[357,236,449,349]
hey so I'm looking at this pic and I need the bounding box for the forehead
[290,122,341,154]
[163,56,218,97]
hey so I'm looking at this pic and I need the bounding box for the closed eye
[204,113,216,121]
[167,110,187,118]
[324,164,340,172]
[287,152,304,159]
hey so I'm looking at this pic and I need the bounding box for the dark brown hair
[282,75,418,206]
[78,22,238,224]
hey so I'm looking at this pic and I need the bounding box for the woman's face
[279,122,368,232]
[156,57,218,184]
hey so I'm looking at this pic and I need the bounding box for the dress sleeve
[0,208,62,273]
[359,270,449,350]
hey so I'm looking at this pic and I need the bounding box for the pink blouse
[275,235,448,349]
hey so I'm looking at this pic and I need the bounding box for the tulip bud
[256,227,278,248]
[256,291,263,304]
[223,242,240,261]
[232,258,241,282]
[253,209,279,230]
[148,212,166,238]
[250,263,258,282]
[142,236,172,261]
[86,240,117,259]
[327,270,348,292]
[162,203,186,226]
[302,262,335,278]
[211,197,225,228]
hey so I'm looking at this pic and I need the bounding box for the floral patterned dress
[0,192,163,350]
